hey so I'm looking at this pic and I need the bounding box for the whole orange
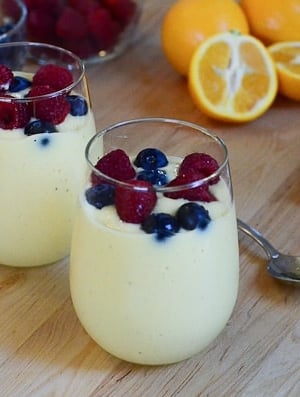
[240,0,300,44]
[161,0,249,76]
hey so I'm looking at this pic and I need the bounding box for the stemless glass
[0,42,96,267]
[70,117,239,365]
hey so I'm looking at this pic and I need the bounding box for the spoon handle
[237,219,279,259]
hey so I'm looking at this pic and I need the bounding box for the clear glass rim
[0,0,27,39]
[85,117,229,193]
[0,41,85,103]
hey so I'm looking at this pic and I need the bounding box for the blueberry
[0,23,14,35]
[9,76,31,92]
[24,120,57,136]
[141,213,179,240]
[85,184,115,209]
[176,202,211,230]
[134,148,168,170]
[137,169,168,186]
[67,95,88,116]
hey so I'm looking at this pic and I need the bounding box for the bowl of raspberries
[23,0,142,64]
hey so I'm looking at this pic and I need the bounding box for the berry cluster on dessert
[0,64,88,133]
[85,148,221,240]
[23,0,141,60]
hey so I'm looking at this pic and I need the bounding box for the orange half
[188,31,278,122]
[269,41,300,101]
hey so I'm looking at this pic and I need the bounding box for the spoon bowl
[237,219,300,284]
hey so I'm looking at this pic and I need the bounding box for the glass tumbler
[0,42,96,267]
[70,117,239,365]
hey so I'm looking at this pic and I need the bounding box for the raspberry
[87,7,121,50]
[91,149,136,185]
[68,0,100,15]
[0,65,14,91]
[32,64,73,91]
[115,180,157,223]
[56,6,89,40]
[27,85,70,124]
[179,153,220,184]
[27,9,57,43]
[164,171,216,202]
[103,0,137,28]
[0,96,30,129]
[60,38,96,60]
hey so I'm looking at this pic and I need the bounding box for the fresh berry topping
[141,213,179,240]
[134,148,168,170]
[24,120,57,136]
[92,149,136,185]
[32,64,73,91]
[85,183,115,209]
[27,85,70,124]
[67,95,88,116]
[0,97,30,129]
[115,180,157,223]
[179,153,220,184]
[176,202,211,230]
[0,65,14,90]
[9,76,32,93]
[164,171,216,202]
[137,169,168,186]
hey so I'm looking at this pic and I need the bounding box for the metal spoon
[237,219,300,283]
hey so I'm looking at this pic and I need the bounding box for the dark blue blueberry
[141,213,179,240]
[24,120,57,136]
[85,184,115,209]
[0,23,14,35]
[176,202,211,230]
[137,169,168,186]
[134,148,168,170]
[9,76,31,92]
[67,95,88,116]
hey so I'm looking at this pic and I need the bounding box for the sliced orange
[188,31,278,122]
[268,41,300,101]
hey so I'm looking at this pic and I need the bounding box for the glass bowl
[23,0,142,64]
[0,0,27,44]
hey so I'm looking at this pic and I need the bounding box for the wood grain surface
[1,1,300,396]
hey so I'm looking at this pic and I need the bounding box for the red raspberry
[115,180,157,223]
[91,149,136,185]
[68,0,100,15]
[164,170,216,202]
[61,38,97,60]
[0,95,31,129]
[179,153,220,184]
[87,7,121,50]
[102,0,137,28]
[32,64,73,92]
[27,85,70,125]
[27,9,57,43]
[56,6,89,40]
[0,65,14,91]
